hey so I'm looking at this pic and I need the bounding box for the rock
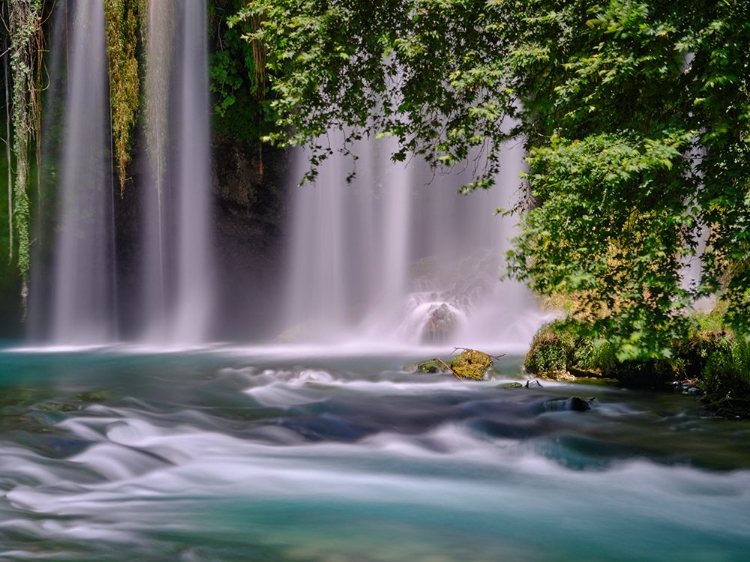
[541,370,577,382]
[542,396,593,412]
[416,359,445,374]
[421,303,458,344]
[499,382,523,389]
[450,349,493,381]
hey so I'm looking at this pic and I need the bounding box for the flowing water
[48,0,115,344]
[14,4,750,558]
[282,138,541,347]
[33,0,213,345]
[140,0,214,344]
[1,346,749,561]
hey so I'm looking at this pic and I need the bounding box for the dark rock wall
[111,134,290,342]
[212,139,289,340]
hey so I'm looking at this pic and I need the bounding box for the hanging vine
[104,0,140,197]
[2,29,13,263]
[8,0,43,309]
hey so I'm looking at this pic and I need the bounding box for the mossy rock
[450,349,493,381]
[76,391,108,402]
[416,359,445,374]
[421,304,458,344]
[498,382,523,389]
[539,370,577,382]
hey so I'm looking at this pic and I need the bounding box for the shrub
[525,321,579,374]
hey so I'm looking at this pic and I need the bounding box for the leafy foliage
[210,0,275,145]
[242,0,750,357]
[236,0,520,186]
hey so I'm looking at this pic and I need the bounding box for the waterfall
[34,0,535,349]
[34,0,214,346]
[49,0,115,344]
[281,137,541,347]
[140,0,214,344]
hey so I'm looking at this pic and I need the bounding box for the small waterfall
[140,0,214,344]
[50,0,115,344]
[281,137,541,347]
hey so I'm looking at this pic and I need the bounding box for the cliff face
[211,138,290,340]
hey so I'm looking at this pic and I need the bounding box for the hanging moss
[8,0,43,307]
[104,0,141,197]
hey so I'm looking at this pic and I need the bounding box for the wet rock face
[421,303,458,343]
[213,141,287,218]
[211,140,290,340]
[111,137,290,341]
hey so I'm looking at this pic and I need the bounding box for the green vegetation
[104,0,141,196]
[5,0,43,301]
[526,314,750,416]
[242,0,750,360]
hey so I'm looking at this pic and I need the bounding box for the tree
[238,0,750,357]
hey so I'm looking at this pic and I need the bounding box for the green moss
[498,382,523,389]
[416,359,445,374]
[450,349,493,381]
[76,390,108,402]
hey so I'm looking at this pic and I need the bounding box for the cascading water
[171,1,214,342]
[49,0,115,344]
[35,0,214,346]
[140,0,214,344]
[281,137,542,348]
[36,0,532,349]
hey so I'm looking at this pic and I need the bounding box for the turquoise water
[1,345,750,561]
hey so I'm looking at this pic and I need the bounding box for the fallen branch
[436,357,464,382]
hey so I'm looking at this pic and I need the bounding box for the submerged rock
[542,396,593,412]
[498,382,524,389]
[450,349,493,381]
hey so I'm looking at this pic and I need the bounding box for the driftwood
[435,357,464,382]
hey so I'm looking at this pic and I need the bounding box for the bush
[701,337,750,418]
[525,321,578,374]
[525,311,750,408]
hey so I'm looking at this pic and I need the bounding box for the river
[1,345,749,561]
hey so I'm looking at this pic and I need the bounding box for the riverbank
[525,313,750,419]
